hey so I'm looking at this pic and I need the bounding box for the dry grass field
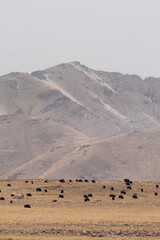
[0,179,160,239]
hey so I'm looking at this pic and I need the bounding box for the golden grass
[0,179,160,239]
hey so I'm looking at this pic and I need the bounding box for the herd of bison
[0,178,160,209]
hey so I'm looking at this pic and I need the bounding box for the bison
[59,195,64,198]
[59,179,65,183]
[27,193,32,196]
[84,198,90,202]
[24,204,31,208]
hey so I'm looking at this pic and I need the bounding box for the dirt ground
[0,179,160,239]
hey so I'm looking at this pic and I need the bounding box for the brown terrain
[0,62,160,180]
[0,179,160,239]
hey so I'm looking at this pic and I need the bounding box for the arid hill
[1,62,160,180]
[1,62,160,138]
[0,114,89,179]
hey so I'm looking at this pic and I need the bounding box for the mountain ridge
[1,62,160,180]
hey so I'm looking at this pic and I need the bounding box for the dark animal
[126,182,131,186]
[10,200,13,204]
[75,179,79,182]
[88,194,93,197]
[111,187,114,191]
[127,186,132,190]
[92,180,96,183]
[156,184,159,188]
[52,200,57,202]
[7,184,11,187]
[0,190,1,193]
[36,188,42,192]
[124,178,130,182]
[103,185,106,189]
[124,179,132,184]
[155,192,158,196]
[121,191,126,194]
[25,180,28,183]
[59,195,64,198]
[132,194,138,199]
[84,180,89,182]
[84,195,88,198]
[84,198,90,202]
[0,197,5,200]
[59,179,65,183]
[11,194,14,197]
[119,195,124,199]
[110,194,116,198]
[112,197,115,200]
[69,180,72,182]
[141,189,143,192]
[27,193,32,196]
[44,180,48,183]
[31,181,34,184]
[24,204,31,208]
[60,190,64,193]
[44,189,48,192]
[79,179,83,182]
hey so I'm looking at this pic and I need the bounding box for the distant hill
[0,114,88,179]
[1,62,160,180]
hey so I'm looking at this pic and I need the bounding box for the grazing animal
[52,200,57,202]
[0,190,1,193]
[121,191,126,194]
[0,197,5,200]
[75,179,79,182]
[14,194,24,199]
[27,193,32,196]
[84,198,90,202]
[124,178,130,182]
[7,184,11,187]
[60,190,64,193]
[103,185,106,189]
[141,189,143,192]
[155,192,158,196]
[92,180,96,183]
[119,195,124,199]
[69,180,72,182]
[11,194,14,197]
[24,204,31,208]
[44,189,48,192]
[88,194,93,197]
[132,194,138,199]
[79,179,83,182]
[127,186,132,190]
[44,180,48,183]
[31,181,34,184]
[126,182,131,186]
[110,194,116,198]
[59,179,65,183]
[84,195,88,198]
[124,179,132,184]
[112,197,115,200]
[10,200,13,204]
[156,184,159,188]
[59,195,64,198]
[36,188,42,192]
[111,187,114,191]
[84,180,89,182]
[25,180,28,183]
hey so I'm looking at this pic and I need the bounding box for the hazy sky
[0,0,160,78]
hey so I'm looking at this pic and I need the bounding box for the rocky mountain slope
[1,62,160,180]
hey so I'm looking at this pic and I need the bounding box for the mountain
[1,62,160,180]
[0,114,89,179]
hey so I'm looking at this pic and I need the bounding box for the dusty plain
[0,179,160,239]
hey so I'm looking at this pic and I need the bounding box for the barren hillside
[1,62,160,180]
